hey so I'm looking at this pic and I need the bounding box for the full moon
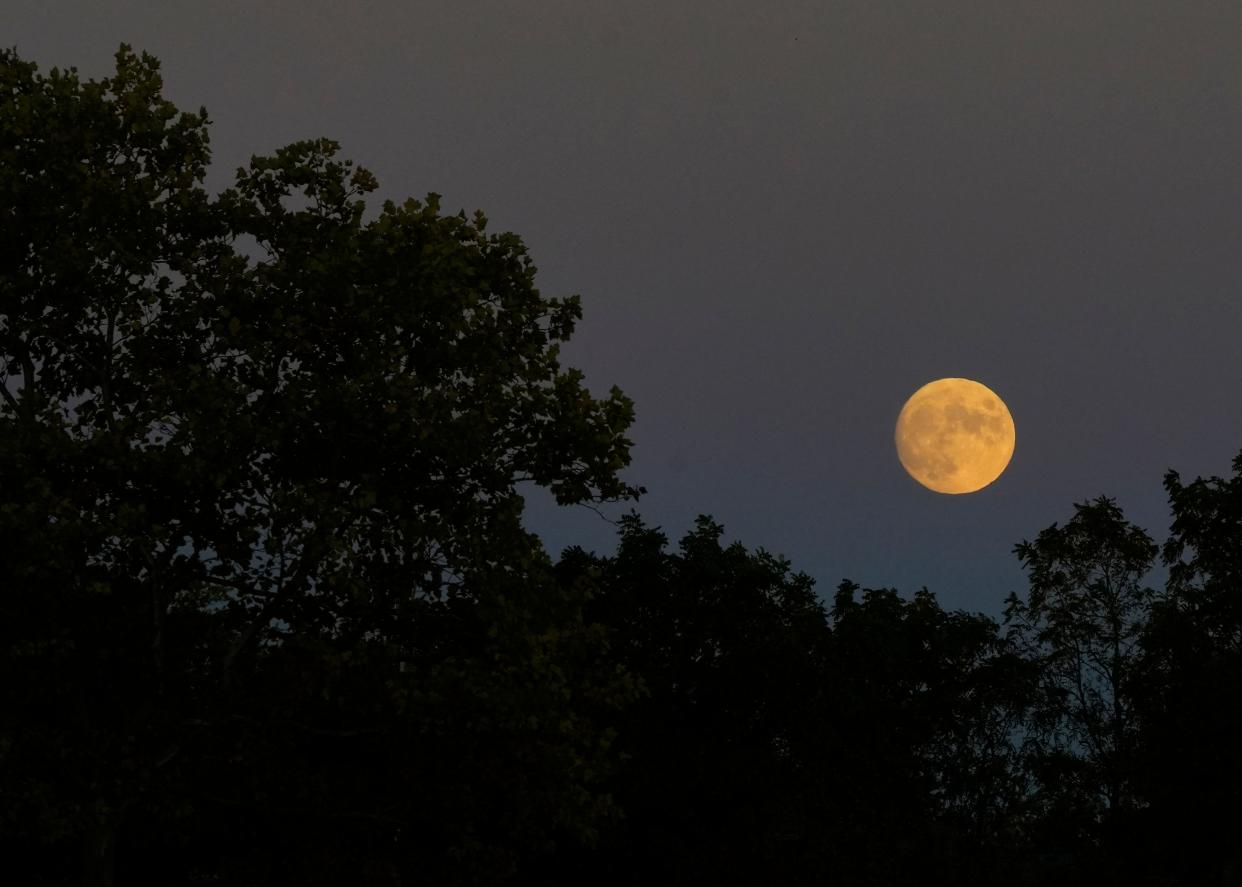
[895,378,1015,494]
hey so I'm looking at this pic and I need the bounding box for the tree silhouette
[823,581,1032,883]
[9,42,1242,887]
[1,45,639,885]
[550,514,830,885]
[1002,497,1158,876]
[548,519,1033,885]
[1127,456,1242,884]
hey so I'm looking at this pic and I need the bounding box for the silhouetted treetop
[1,44,640,885]
[7,42,1242,887]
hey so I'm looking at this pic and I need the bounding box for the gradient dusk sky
[10,0,1242,616]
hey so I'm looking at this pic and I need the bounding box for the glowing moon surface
[895,378,1015,494]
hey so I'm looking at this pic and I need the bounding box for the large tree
[557,514,830,885]
[550,517,1029,886]
[1128,454,1242,884]
[824,581,1031,884]
[1,45,639,885]
[1002,497,1158,876]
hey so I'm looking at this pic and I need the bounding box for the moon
[895,378,1015,494]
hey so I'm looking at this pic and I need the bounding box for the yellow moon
[895,378,1015,494]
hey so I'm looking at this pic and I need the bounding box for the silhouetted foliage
[552,515,829,884]
[6,43,1242,887]
[1,45,638,885]
[1003,498,1158,876]
[1127,457,1242,885]
[549,521,1031,885]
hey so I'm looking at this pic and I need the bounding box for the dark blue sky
[13,1,1242,616]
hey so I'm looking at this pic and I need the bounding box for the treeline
[3,47,1241,886]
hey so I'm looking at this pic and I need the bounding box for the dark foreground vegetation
[3,47,1241,885]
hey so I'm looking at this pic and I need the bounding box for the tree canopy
[4,44,1242,887]
[1,45,639,885]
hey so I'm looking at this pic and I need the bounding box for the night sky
[12,1,1242,616]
